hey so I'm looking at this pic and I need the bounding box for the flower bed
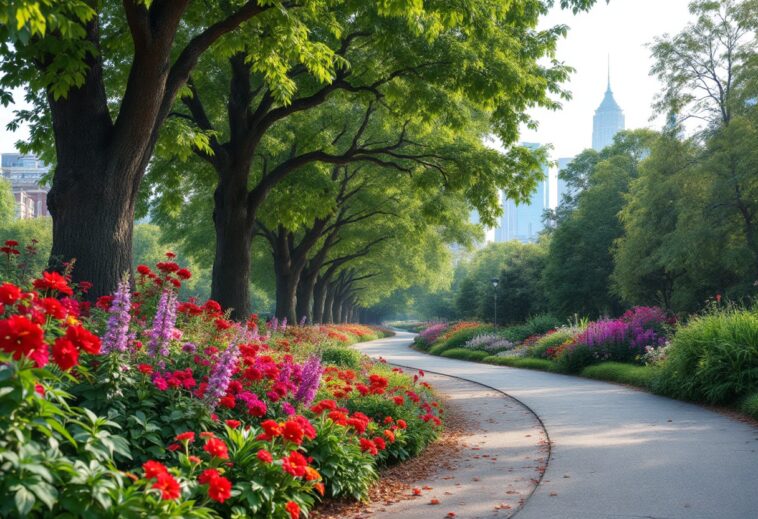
[0,244,441,518]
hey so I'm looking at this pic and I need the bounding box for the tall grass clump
[655,308,758,404]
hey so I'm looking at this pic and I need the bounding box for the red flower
[384,429,395,442]
[188,455,201,464]
[96,295,114,310]
[177,268,192,280]
[359,438,378,456]
[282,451,308,477]
[198,468,221,484]
[397,419,407,429]
[143,460,169,479]
[393,395,404,405]
[225,420,241,429]
[152,472,181,500]
[285,501,300,519]
[138,364,153,375]
[167,443,181,452]
[219,395,236,409]
[203,299,222,315]
[0,315,46,365]
[33,272,73,296]
[4,240,18,247]
[261,419,282,438]
[207,474,232,503]
[65,325,101,355]
[176,431,195,443]
[257,449,273,464]
[203,438,229,459]
[38,297,67,320]
[373,437,386,451]
[52,338,79,370]
[282,420,304,445]
[137,265,152,276]
[0,283,22,305]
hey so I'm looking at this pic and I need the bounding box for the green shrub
[305,419,377,500]
[527,329,575,358]
[581,362,658,388]
[320,346,363,369]
[555,343,595,373]
[482,356,559,372]
[525,314,561,335]
[431,325,494,354]
[740,392,758,421]
[440,348,489,361]
[655,309,758,404]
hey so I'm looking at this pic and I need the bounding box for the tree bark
[210,171,254,319]
[324,282,336,324]
[313,276,328,323]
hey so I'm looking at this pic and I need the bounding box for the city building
[555,156,575,206]
[1,153,51,219]
[592,70,625,151]
[494,143,549,244]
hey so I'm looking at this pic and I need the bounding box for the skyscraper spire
[593,54,625,151]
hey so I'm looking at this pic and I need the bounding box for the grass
[482,356,559,372]
[440,348,490,362]
[581,362,658,389]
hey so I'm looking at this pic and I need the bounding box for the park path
[356,331,758,519]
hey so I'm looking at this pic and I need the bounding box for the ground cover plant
[0,242,441,518]
[411,304,758,421]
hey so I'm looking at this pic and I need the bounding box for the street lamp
[491,277,499,326]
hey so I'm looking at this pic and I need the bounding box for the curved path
[356,331,758,519]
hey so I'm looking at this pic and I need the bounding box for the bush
[430,324,494,354]
[527,329,576,358]
[320,346,362,369]
[581,362,659,388]
[440,348,490,361]
[655,309,758,404]
[415,323,449,350]
[740,392,758,421]
[555,343,595,373]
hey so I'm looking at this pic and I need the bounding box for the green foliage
[656,308,758,404]
[0,218,51,281]
[305,418,377,500]
[428,325,494,355]
[554,343,595,373]
[527,329,576,359]
[581,362,658,389]
[440,348,489,362]
[482,356,558,372]
[319,346,362,369]
[0,177,13,221]
[739,391,758,421]
[499,314,561,343]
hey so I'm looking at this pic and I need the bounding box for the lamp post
[491,277,499,326]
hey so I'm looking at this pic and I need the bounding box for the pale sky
[516,0,694,206]
[0,1,694,158]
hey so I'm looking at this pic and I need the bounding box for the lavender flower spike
[294,355,323,406]
[102,276,132,353]
[205,335,242,408]
[147,290,177,357]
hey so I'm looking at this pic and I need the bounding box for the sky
[519,0,694,206]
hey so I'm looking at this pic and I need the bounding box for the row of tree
[1,0,603,321]
[406,0,758,323]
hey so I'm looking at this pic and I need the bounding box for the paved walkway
[356,331,758,519]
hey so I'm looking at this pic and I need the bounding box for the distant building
[495,143,549,243]
[592,70,625,152]
[556,156,575,205]
[1,153,51,218]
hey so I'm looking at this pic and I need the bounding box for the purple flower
[205,337,241,408]
[280,317,287,332]
[299,315,307,326]
[182,342,196,353]
[294,355,323,406]
[147,290,177,357]
[102,278,132,353]
[282,402,296,416]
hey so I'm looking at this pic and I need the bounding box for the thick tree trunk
[335,297,344,324]
[274,272,299,323]
[297,268,320,323]
[210,177,253,320]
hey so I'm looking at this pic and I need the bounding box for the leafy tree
[543,131,656,319]
[0,0,380,295]
[0,177,13,221]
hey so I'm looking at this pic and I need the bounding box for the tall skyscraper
[494,143,549,243]
[592,68,625,151]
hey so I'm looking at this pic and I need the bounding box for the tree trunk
[313,277,328,323]
[274,272,299,323]
[324,283,336,324]
[210,174,254,319]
